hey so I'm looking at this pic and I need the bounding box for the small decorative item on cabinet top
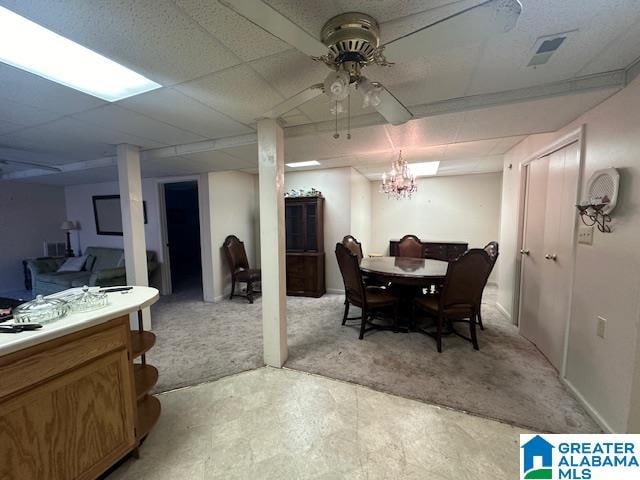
[284,187,323,198]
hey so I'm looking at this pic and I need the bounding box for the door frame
[156,176,202,296]
[514,125,586,377]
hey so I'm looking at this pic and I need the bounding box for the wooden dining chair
[335,243,400,339]
[414,249,493,352]
[341,235,364,262]
[397,234,423,258]
[475,241,500,330]
[222,235,261,304]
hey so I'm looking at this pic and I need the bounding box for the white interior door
[519,142,580,371]
[519,157,549,344]
[538,143,580,370]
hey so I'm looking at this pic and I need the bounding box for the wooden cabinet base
[0,316,161,480]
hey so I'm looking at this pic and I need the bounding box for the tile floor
[108,367,529,479]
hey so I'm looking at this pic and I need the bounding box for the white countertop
[0,286,159,357]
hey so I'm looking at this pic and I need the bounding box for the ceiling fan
[222,0,522,129]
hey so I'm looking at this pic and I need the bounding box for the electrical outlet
[597,316,607,338]
[578,226,594,245]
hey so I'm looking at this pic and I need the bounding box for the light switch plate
[597,316,607,338]
[578,226,594,245]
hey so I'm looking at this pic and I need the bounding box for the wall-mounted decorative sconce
[575,168,619,233]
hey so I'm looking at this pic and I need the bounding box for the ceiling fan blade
[370,84,413,126]
[219,0,327,57]
[0,158,62,172]
[263,84,324,119]
[381,0,522,64]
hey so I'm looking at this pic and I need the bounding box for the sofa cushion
[83,254,97,272]
[38,271,91,287]
[84,247,126,272]
[57,256,88,272]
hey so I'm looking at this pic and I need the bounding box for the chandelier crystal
[380,151,417,199]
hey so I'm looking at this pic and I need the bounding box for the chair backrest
[341,235,364,262]
[335,243,365,304]
[440,249,493,310]
[223,235,249,275]
[484,241,499,263]
[397,234,423,258]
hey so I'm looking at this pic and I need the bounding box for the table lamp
[60,220,76,257]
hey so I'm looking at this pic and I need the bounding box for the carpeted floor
[149,286,600,433]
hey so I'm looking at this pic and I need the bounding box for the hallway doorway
[163,181,202,295]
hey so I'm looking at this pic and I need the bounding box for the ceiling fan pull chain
[347,93,351,140]
[333,100,340,139]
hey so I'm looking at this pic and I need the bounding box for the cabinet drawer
[0,318,130,399]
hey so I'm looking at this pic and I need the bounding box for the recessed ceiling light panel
[409,161,440,177]
[0,6,161,101]
[286,161,321,167]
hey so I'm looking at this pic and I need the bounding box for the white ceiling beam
[141,133,257,160]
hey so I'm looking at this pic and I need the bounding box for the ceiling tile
[175,65,285,124]
[175,0,291,61]
[467,0,640,95]
[1,0,241,85]
[0,97,61,126]
[0,119,24,135]
[456,88,620,141]
[119,88,253,139]
[250,49,327,98]
[221,144,258,164]
[1,116,167,161]
[72,105,206,146]
[178,150,256,171]
[0,64,106,115]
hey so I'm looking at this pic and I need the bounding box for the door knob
[544,254,557,261]
[520,249,530,255]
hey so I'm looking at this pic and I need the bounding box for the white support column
[198,173,216,302]
[257,119,287,367]
[117,144,151,329]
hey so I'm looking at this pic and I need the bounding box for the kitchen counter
[0,286,158,356]
[1,286,161,480]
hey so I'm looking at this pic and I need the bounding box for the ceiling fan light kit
[233,0,522,135]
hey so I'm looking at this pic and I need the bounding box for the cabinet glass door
[286,204,304,251]
[305,204,317,251]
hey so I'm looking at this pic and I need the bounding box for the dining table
[359,255,449,286]
[359,256,449,331]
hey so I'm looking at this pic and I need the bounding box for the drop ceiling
[0,0,638,185]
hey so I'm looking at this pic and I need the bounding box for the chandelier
[380,151,417,199]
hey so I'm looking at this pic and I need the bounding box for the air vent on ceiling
[526,30,576,67]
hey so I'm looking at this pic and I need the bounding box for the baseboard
[495,302,512,321]
[326,288,344,295]
[562,377,615,433]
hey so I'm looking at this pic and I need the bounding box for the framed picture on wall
[92,195,148,236]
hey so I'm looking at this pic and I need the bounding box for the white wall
[0,182,67,292]
[350,168,372,257]
[285,167,352,293]
[65,180,162,262]
[498,76,640,433]
[371,173,503,281]
[203,171,258,301]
